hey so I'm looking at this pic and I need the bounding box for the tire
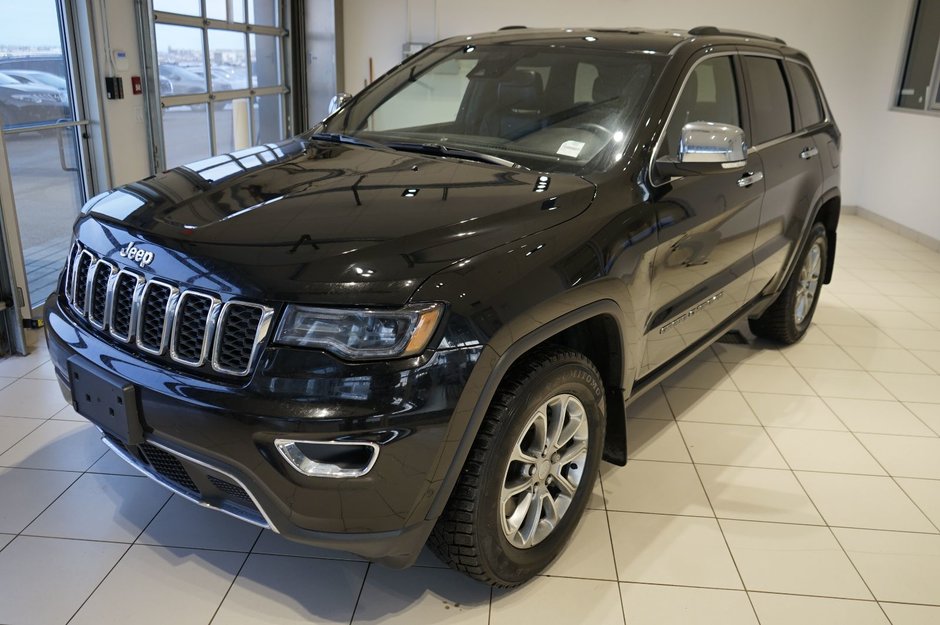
[428,346,606,587]
[749,222,828,344]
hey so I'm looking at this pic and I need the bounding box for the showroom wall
[341,0,940,242]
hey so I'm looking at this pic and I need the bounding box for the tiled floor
[1,214,940,624]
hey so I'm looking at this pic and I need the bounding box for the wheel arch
[424,299,629,523]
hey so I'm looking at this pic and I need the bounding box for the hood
[78,138,596,305]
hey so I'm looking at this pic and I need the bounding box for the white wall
[85,0,153,188]
[342,0,940,241]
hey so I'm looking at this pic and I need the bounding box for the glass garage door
[0,0,93,314]
[146,0,291,169]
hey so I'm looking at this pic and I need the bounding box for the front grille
[214,304,264,374]
[137,282,174,353]
[64,243,273,377]
[139,442,199,492]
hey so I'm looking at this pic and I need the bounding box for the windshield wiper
[307,132,392,152]
[384,142,525,169]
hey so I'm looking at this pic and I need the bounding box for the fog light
[274,439,379,478]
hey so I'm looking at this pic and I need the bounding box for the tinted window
[788,62,825,127]
[665,56,740,155]
[742,56,793,145]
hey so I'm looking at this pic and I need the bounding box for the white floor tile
[678,422,787,469]
[744,393,846,431]
[0,350,51,378]
[843,346,934,374]
[871,372,940,403]
[70,545,246,625]
[879,603,940,625]
[834,528,940,605]
[856,433,940,479]
[895,478,940,530]
[720,519,871,599]
[766,428,885,475]
[698,465,823,524]
[26,472,169,542]
[796,471,935,532]
[50,403,88,422]
[905,402,940,435]
[87,448,142,476]
[749,593,889,625]
[540,508,617,580]
[664,387,759,425]
[824,397,936,436]
[858,309,935,330]
[619,583,757,625]
[780,343,861,370]
[626,385,673,420]
[0,415,41,455]
[602,460,711,516]
[608,512,741,589]
[0,419,105,471]
[0,467,78,533]
[726,364,814,396]
[213,554,367,625]
[23,359,60,381]
[712,343,789,367]
[882,328,940,351]
[819,326,902,348]
[0,378,68,419]
[0,535,126,625]
[799,369,894,400]
[0,376,15,391]
[139,493,262,552]
[0,534,11,551]
[626,419,691,462]
[491,576,624,625]
[913,349,940,374]
[352,565,489,625]
[251,529,366,562]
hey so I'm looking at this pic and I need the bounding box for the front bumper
[45,292,484,566]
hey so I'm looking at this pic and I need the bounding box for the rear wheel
[750,222,828,344]
[428,346,606,587]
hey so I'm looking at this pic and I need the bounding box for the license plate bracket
[68,356,142,446]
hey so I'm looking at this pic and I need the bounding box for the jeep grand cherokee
[45,25,840,587]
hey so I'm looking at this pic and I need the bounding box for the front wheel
[750,222,828,344]
[428,346,606,587]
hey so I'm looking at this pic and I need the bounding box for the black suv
[45,26,840,587]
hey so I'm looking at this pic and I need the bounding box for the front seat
[480,70,545,140]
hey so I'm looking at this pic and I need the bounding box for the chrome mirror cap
[678,121,747,166]
[327,92,353,116]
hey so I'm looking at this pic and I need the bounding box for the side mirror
[656,121,747,178]
[328,92,353,115]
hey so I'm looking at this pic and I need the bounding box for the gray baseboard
[843,205,940,253]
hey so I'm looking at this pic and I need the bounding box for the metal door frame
[0,0,100,327]
[137,0,293,172]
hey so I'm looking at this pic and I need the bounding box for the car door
[642,53,764,375]
[741,53,825,301]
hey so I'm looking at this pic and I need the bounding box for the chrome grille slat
[66,243,272,377]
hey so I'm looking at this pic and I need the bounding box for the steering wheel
[574,123,612,138]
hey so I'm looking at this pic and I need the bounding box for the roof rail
[688,25,786,45]
[498,25,527,31]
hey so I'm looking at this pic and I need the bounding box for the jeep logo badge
[119,242,155,268]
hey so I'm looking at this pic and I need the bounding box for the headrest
[497,70,544,111]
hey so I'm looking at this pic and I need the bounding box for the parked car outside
[0,70,69,127]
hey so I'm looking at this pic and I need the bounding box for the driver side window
[664,56,741,156]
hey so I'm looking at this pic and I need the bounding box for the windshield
[320,42,665,173]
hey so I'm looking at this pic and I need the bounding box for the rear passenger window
[787,62,825,127]
[742,56,793,145]
[664,56,740,156]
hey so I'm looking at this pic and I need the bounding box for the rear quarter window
[787,61,825,128]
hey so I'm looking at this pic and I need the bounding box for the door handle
[737,171,764,188]
[800,146,819,160]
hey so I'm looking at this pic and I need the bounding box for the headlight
[274,303,443,359]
